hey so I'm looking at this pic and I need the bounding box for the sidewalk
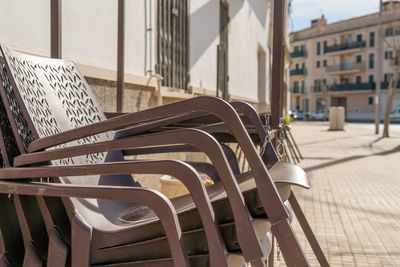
[274,122,400,266]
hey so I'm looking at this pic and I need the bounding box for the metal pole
[375,0,383,134]
[50,0,61,58]
[117,0,125,113]
[271,0,286,128]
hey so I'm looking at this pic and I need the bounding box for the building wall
[227,0,272,103]
[0,0,50,56]
[189,0,219,92]
[0,0,285,114]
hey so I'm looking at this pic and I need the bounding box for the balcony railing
[381,80,400,89]
[326,62,366,73]
[311,85,328,93]
[290,68,307,76]
[328,82,375,91]
[292,87,305,94]
[290,50,307,58]
[389,57,399,66]
[325,41,366,54]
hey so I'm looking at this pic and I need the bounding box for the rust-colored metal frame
[0,46,322,266]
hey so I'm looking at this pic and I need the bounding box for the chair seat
[94,232,272,267]
[90,160,304,264]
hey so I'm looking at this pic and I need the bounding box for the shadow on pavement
[303,145,400,173]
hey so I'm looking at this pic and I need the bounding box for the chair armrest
[15,128,266,262]
[0,180,189,267]
[25,96,289,258]
[0,159,231,266]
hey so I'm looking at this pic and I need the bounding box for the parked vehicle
[289,110,304,120]
[310,109,329,121]
[390,106,400,122]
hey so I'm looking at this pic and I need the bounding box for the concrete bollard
[329,106,345,130]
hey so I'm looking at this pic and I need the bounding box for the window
[322,79,327,85]
[356,76,362,83]
[369,53,374,69]
[296,63,299,69]
[316,60,321,68]
[316,42,321,55]
[156,0,188,90]
[314,79,321,91]
[369,75,374,84]
[356,34,362,42]
[384,73,393,82]
[323,41,327,53]
[356,55,362,63]
[294,81,299,90]
[385,27,393,36]
[396,26,400,35]
[301,80,305,93]
[323,59,327,67]
[347,37,353,47]
[385,51,393,59]
[368,96,374,105]
[369,32,375,47]
[294,46,299,52]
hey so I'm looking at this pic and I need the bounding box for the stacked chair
[0,45,328,266]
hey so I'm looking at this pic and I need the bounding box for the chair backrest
[0,45,139,227]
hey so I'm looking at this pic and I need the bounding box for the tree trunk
[382,71,398,137]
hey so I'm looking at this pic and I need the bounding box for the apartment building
[289,0,400,121]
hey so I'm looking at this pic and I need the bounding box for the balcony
[290,50,307,59]
[328,82,374,92]
[381,80,400,89]
[389,57,399,66]
[292,87,305,94]
[325,41,366,54]
[326,62,366,74]
[311,85,328,93]
[290,68,307,76]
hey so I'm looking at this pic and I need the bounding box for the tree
[381,8,400,138]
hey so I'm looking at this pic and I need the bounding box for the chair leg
[0,254,10,267]
[71,213,92,267]
[22,243,43,267]
[289,193,330,267]
[271,219,310,267]
[47,228,69,267]
[267,236,274,267]
[287,129,304,160]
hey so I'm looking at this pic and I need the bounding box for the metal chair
[0,45,310,266]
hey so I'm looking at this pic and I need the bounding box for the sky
[290,0,380,32]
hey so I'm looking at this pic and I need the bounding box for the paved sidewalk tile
[272,122,400,267]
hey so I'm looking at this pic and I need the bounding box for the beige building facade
[289,0,400,121]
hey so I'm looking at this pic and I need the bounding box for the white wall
[62,0,117,71]
[189,0,272,102]
[0,0,273,104]
[0,0,50,56]
[189,0,219,91]
[227,0,271,101]
[0,0,150,76]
